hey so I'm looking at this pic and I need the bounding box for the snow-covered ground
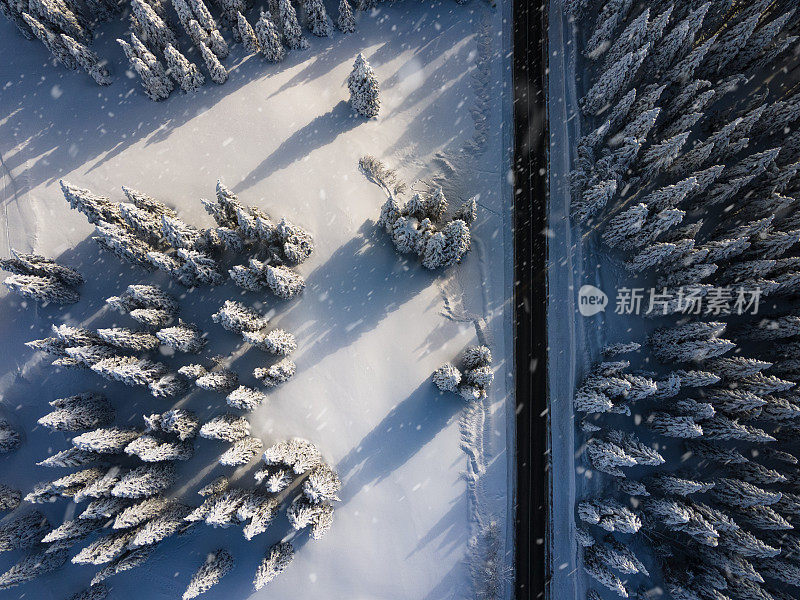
[0,1,515,598]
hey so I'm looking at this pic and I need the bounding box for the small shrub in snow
[433,345,493,400]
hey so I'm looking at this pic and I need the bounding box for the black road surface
[513,0,549,599]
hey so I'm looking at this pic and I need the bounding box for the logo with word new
[578,285,608,317]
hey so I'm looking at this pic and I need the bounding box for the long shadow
[232,100,361,193]
[282,220,435,368]
[335,380,463,493]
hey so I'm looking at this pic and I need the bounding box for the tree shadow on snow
[283,220,435,368]
[335,380,464,493]
[233,100,361,194]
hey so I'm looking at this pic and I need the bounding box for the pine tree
[28,0,85,39]
[0,484,20,512]
[712,478,781,508]
[584,0,634,58]
[199,414,250,442]
[254,10,284,62]
[130,0,175,49]
[348,52,380,117]
[235,10,259,54]
[128,503,192,547]
[125,435,193,462]
[96,327,160,351]
[195,369,239,392]
[226,385,269,410]
[242,328,297,355]
[183,549,234,599]
[337,0,354,33]
[303,464,341,503]
[111,463,176,498]
[212,300,269,333]
[264,264,305,299]
[0,511,50,551]
[0,546,69,589]
[1,250,83,287]
[278,0,306,49]
[113,496,172,529]
[60,34,111,85]
[198,40,227,84]
[164,43,204,92]
[305,0,331,37]
[253,358,296,387]
[253,541,293,590]
[68,583,109,600]
[572,179,616,223]
[79,497,131,520]
[156,322,205,352]
[581,46,648,115]
[219,436,263,466]
[4,274,80,304]
[38,393,114,431]
[22,11,79,68]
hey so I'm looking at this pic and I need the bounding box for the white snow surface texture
[0,1,514,599]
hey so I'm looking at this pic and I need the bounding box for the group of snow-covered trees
[0,377,337,593]
[1,250,83,305]
[60,179,312,296]
[433,344,494,400]
[361,155,477,269]
[569,0,800,597]
[0,0,368,96]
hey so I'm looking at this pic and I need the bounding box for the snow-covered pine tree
[0,545,69,589]
[218,436,262,466]
[111,463,176,498]
[113,496,172,529]
[236,10,259,54]
[212,300,269,333]
[0,511,50,551]
[22,11,79,68]
[195,369,239,392]
[128,503,193,547]
[336,0,354,33]
[118,37,172,100]
[253,541,294,590]
[304,0,331,37]
[164,43,204,92]
[581,46,649,116]
[183,549,234,600]
[60,34,111,85]
[38,393,114,431]
[96,327,160,351]
[4,274,80,304]
[130,0,175,49]
[253,357,295,387]
[156,322,205,352]
[198,40,227,84]
[241,328,296,355]
[67,583,109,600]
[226,385,269,410]
[199,414,250,441]
[0,250,83,287]
[0,419,22,454]
[348,52,380,117]
[0,485,20,512]
[278,0,307,49]
[255,10,284,62]
[264,264,305,299]
[72,427,142,454]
